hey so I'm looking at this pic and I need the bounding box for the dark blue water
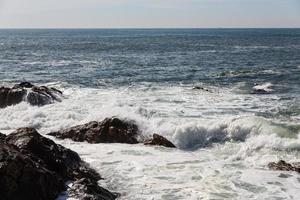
[0,29,299,93]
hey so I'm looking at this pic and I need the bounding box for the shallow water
[0,29,300,199]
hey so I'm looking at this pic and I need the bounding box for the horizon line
[0,27,300,30]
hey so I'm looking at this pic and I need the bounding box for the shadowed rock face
[0,139,65,200]
[49,117,139,144]
[268,160,300,173]
[1,128,117,200]
[0,132,6,142]
[144,134,176,148]
[6,128,81,180]
[0,82,62,108]
[0,87,26,108]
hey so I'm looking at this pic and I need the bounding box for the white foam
[1,84,299,199]
[173,116,298,149]
[253,82,274,92]
[53,137,300,200]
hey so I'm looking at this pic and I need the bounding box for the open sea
[0,29,300,199]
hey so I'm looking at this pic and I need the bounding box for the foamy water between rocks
[1,82,299,199]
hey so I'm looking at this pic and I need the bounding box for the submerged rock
[144,134,176,148]
[192,86,211,92]
[49,117,139,144]
[268,160,300,173]
[251,83,274,94]
[251,89,271,94]
[1,128,116,200]
[0,82,62,108]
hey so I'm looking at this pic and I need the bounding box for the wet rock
[13,81,34,89]
[0,86,26,108]
[0,82,62,108]
[49,117,139,144]
[6,127,82,180]
[68,178,118,200]
[192,86,211,92]
[251,89,271,94]
[2,128,117,200]
[0,139,65,200]
[144,134,176,148]
[268,160,300,173]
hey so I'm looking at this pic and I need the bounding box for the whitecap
[253,82,274,93]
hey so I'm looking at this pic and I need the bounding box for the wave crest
[173,116,299,149]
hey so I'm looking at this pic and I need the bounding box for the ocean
[0,29,300,199]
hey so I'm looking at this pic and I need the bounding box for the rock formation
[0,135,65,200]
[0,128,116,200]
[268,160,300,173]
[49,117,139,144]
[144,134,176,148]
[0,82,62,108]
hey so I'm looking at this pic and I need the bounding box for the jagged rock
[2,128,117,200]
[0,139,65,200]
[6,127,82,180]
[0,86,26,108]
[68,178,118,200]
[0,82,62,108]
[49,117,139,144]
[268,160,300,173]
[144,134,176,148]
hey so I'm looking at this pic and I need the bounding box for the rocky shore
[0,82,298,200]
[48,117,176,148]
[0,128,117,200]
[0,118,176,200]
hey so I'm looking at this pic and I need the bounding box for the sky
[0,0,299,28]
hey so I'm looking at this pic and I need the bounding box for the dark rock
[144,134,176,148]
[49,117,139,144]
[6,127,82,180]
[2,128,117,200]
[0,140,65,200]
[0,86,26,108]
[251,89,271,94]
[0,132,6,142]
[27,86,62,106]
[268,160,300,173]
[13,81,34,89]
[192,86,210,92]
[68,178,118,200]
[0,82,62,108]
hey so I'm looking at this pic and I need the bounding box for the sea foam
[0,83,299,200]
